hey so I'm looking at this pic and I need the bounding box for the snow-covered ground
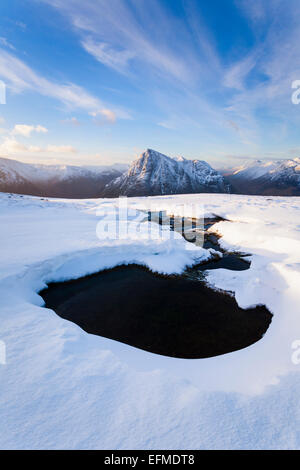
[0,192,300,449]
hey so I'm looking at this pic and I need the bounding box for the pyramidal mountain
[103,149,229,197]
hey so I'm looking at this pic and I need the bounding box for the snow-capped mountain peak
[223,158,300,196]
[103,149,228,197]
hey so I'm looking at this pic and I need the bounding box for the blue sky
[0,0,300,167]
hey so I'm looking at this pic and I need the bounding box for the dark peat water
[40,264,272,359]
[40,216,272,359]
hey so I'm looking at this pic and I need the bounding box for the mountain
[6,152,299,199]
[223,158,300,196]
[103,149,228,197]
[0,157,128,198]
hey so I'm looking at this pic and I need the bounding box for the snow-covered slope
[223,158,300,196]
[0,192,300,449]
[0,157,127,198]
[103,149,228,197]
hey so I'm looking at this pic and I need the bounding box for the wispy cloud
[40,0,200,85]
[15,21,27,30]
[235,0,267,23]
[0,136,76,156]
[0,48,130,122]
[224,55,257,91]
[12,124,48,137]
[46,144,76,153]
[61,116,80,126]
[0,121,76,158]
[8,0,300,163]
[89,108,117,124]
[81,37,135,74]
[0,37,15,51]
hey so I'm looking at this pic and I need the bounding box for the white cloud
[12,0,300,157]
[225,120,241,135]
[82,37,134,73]
[235,0,267,23]
[90,108,116,124]
[12,124,48,137]
[40,0,194,84]
[28,145,44,152]
[0,136,76,156]
[0,48,129,122]
[100,109,116,123]
[0,37,15,51]
[157,121,176,130]
[224,55,257,90]
[35,125,48,133]
[15,21,26,30]
[61,116,80,126]
[46,145,76,153]
[37,0,251,143]
[0,138,27,154]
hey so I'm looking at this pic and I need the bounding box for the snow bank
[0,192,300,449]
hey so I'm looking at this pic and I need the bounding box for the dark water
[40,216,271,359]
[40,264,272,359]
[154,212,251,272]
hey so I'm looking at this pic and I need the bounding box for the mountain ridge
[103,149,229,197]
[223,158,300,196]
[0,157,128,198]
[1,152,300,198]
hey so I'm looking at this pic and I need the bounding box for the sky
[0,0,300,167]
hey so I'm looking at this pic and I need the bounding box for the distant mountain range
[222,158,300,196]
[0,157,127,198]
[0,152,300,198]
[103,149,228,196]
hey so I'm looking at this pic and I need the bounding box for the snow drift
[0,192,300,449]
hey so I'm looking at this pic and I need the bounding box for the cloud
[12,124,48,137]
[15,21,27,30]
[0,37,15,51]
[224,4,300,119]
[46,144,76,153]
[224,55,257,90]
[0,121,76,158]
[40,0,196,84]
[235,0,267,23]
[226,120,240,133]
[39,0,255,144]
[0,48,129,122]
[14,0,300,159]
[28,145,44,152]
[81,37,134,73]
[0,136,76,156]
[157,121,176,130]
[90,108,117,124]
[288,147,300,156]
[0,138,28,154]
[61,116,80,126]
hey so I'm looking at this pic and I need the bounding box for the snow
[228,157,300,184]
[0,192,300,449]
[0,156,127,184]
[104,149,227,196]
